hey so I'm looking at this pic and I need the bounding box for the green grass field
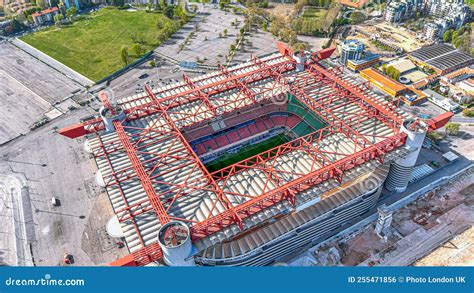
[21,8,177,81]
[205,134,292,173]
[301,7,327,18]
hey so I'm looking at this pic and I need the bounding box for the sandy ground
[414,182,474,266]
[414,225,474,266]
[322,166,474,266]
[265,3,297,22]
[441,125,474,161]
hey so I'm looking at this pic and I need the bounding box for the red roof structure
[60,44,409,266]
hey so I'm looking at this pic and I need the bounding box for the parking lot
[89,57,201,102]
[0,109,129,266]
[156,6,245,66]
[0,42,83,103]
[0,42,85,145]
[155,5,277,67]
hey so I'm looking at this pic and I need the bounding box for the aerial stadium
[59,44,452,266]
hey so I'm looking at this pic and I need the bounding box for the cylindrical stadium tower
[99,105,126,132]
[385,119,427,193]
[157,221,195,266]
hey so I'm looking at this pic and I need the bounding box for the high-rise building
[340,40,364,65]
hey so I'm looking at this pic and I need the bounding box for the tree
[451,31,459,44]
[130,43,145,57]
[445,122,460,136]
[230,44,236,51]
[11,18,25,33]
[130,32,145,44]
[149,61,156,67]
[427,131,444,142]
[463,108,474,118]
[443,29,453,42]
[53,14,64,25]
[120,45,129,65]
[349,11,366,25]
[174,5,188,24]
[258,0,269,8]
[36,0,46,9]
[223,28,228,37]
[66,7,77,20]
[164,5,174,19]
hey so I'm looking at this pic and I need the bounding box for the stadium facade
[59,44,451,266]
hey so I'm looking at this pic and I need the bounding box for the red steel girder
[142,85,242,222]
[182,73,218,116]
[60,58,295,139]
[308,63,405,125]
[190,131,406,239]
[97,90,171,225]
[304,68,399,132]
[252,55,380,157]
[113,121,171,225]
[118,53,285,108]
[90,49,409,266]
[218,64,257,103]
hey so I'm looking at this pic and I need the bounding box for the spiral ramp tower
[385,119,428,193]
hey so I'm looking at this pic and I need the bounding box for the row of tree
[120,43,147,65]
[442,25,472,55]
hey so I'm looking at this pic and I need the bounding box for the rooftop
[388,58,417,74]
[347,52,380,65]
[360,68,406,93]
[410,44,474,72]
[32,7,59,18]
[61,48,409,266]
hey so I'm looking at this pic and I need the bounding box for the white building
[385,0,471,30]
[31,7,60,26]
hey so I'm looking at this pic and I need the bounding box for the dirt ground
[414,225,474,266]
[266,3,297,22]
[339,227,398,266]
[441,125,474,161]
[323,168,474,266]
[414,181,474,266]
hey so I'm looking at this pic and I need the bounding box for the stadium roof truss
[60,45,408,266]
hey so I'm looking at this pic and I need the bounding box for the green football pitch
[205,133,292,173]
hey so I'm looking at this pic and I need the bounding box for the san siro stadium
[59,44,452,266]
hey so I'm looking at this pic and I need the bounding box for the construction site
[301,167,474,267]
[53,43,456,267]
